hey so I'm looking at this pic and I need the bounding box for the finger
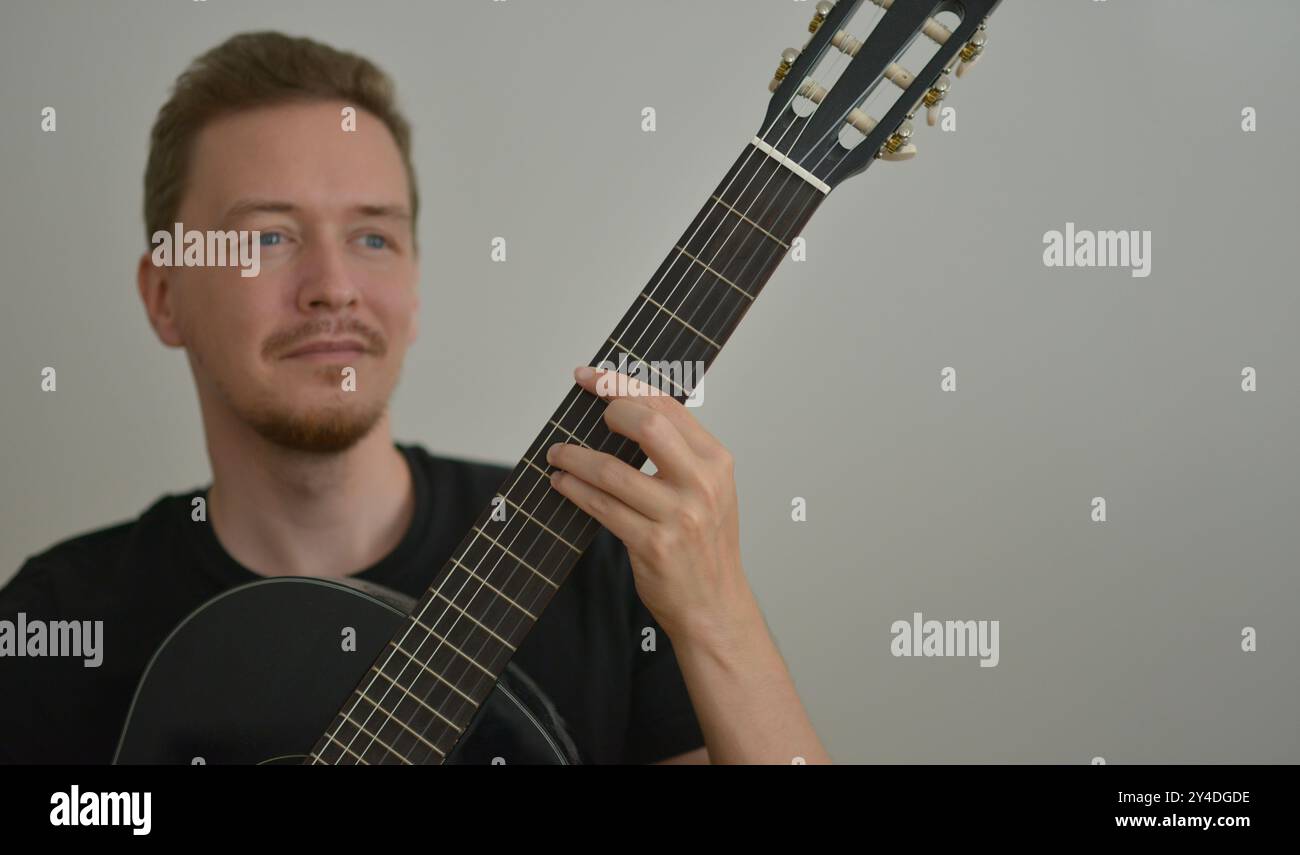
[599,399,700,486]
[549,465,655,550]
[574,364,720,458]
[546,441,676,522]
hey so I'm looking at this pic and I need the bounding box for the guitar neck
[310,137,831,764]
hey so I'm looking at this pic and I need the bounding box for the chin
[245,399,388,454]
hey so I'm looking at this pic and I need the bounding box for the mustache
[263,318,388,359]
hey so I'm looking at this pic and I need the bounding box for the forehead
[184,100,410,217]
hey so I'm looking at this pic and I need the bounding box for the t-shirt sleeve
[617,546,707,764]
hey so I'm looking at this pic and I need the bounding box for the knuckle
[643,529,673,563]
[641,412,672,444]
[675,503,706,533]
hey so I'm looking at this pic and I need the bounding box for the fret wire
[671,245,754,303]
[711,194,790,249]
[353,683,453,747]
[366,666,462,736]
[426,588,518,650]
[627,239,753,347]
[606,336,691,397]
[449,556,537,621]
[322,730,371,765]
[402,615,499,680]
[499,494,583,555]
[411,595,517,665]
[346,695,441,754]
[637,291,723,351]
[378,645,478,710]
[546,418,593,449]
[414,588,521,661]
[468,525,559,590]
[338,710,411,764]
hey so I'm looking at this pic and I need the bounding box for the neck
[202,407,414,579]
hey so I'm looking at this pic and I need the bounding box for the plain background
[1,0,1296,763]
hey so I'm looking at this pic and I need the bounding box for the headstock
[761,0,1001,192]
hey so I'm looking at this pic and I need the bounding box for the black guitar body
[114,577,580,765]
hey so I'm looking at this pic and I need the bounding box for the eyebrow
[222,199,412,222]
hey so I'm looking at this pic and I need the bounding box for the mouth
[281,339,369,362]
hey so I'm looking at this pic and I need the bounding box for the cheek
[180,272,283,367]
[370,284,420,348]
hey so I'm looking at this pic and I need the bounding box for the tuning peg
[923,74,951,126]
[808,0,835,34]
[956,26,987,78]
[881,120,916,162]
[770,47,800,89]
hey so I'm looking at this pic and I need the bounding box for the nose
[296,238,359,314]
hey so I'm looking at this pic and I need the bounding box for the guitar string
[323,2,885,764]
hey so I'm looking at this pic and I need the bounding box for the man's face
[153,99,419,453]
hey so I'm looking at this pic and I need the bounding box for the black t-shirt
[0,443,705,764]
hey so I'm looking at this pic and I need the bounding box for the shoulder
[1,493,188,610]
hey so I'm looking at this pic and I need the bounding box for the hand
[546,364,761,648]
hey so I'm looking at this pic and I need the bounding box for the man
[0,31,829,764]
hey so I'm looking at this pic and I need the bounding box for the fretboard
[309,139,829,764]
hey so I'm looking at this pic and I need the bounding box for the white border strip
[750,136,831,194]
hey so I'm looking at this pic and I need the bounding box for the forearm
[673,589,832,765]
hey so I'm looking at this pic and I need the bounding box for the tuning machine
[808,0,835,34]
[881,120,916,162]
[771,1,839,88]
[770,47,800,88]
[922,74,950,126]
[956,24,988,78]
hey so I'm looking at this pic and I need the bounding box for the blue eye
[260,232,283,246]
[362,234,387,250]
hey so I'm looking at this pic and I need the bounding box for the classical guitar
[116,0,1004,765]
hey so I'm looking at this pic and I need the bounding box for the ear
[136,251,185,348]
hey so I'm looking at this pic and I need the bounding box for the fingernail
[575,365,595,382]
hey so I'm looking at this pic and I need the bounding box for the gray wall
[1,0,1296,762]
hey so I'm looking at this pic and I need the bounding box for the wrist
[675,586,771,673]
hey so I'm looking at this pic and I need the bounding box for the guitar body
[114,577,580,765]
